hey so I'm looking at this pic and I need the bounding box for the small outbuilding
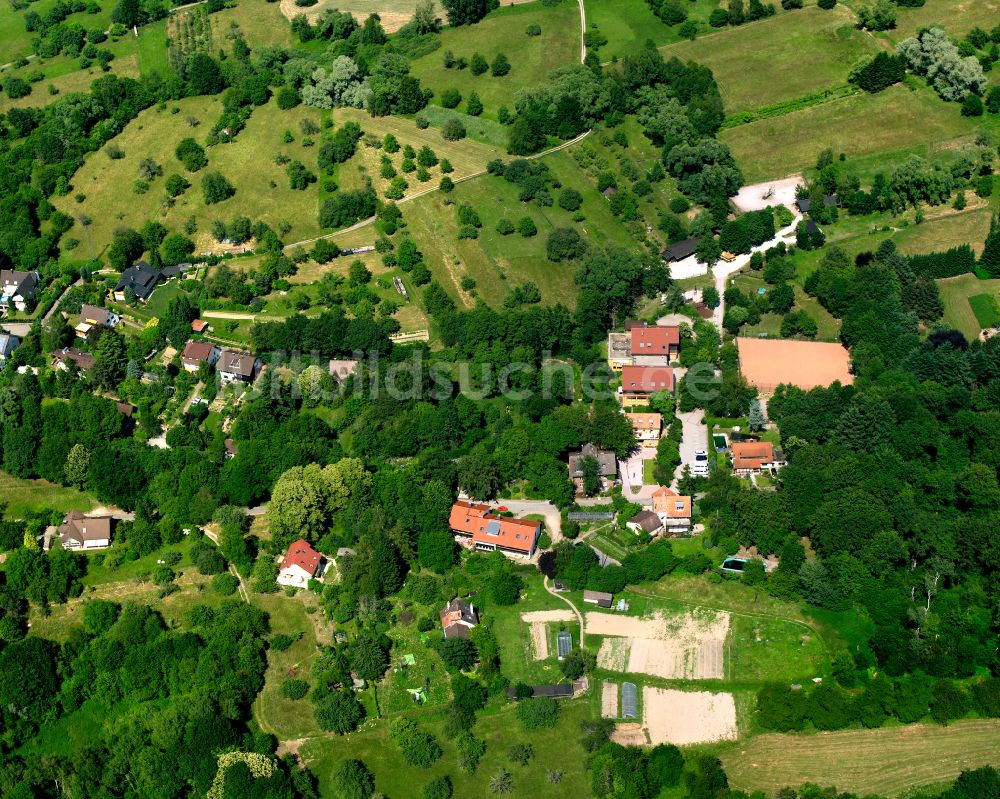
[622,682,638,719]
[583,590,614,609]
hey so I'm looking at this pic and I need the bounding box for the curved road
[544,575,585,640]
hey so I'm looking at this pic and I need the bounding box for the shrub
[526,23,541,35]
[515,696,559,729]
[496,218,514,235]
[389,718,443,767]
[211,572,239,595]
[201,172,235,204]
[281,678,310,699]
[276,85,300,109]
[440,88,462,108]
[558,187,583,211]
[423,776,453,799]
[466,91,483,116]
[470,52,488,75]
[415,115,429,129]
[517,217,537,237]
[817,0,836,7]
[315,689,364,733]
[962,94,984,116]
[491,53,511,77]
[442,118,466,141]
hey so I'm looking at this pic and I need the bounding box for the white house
[277,539,323,588]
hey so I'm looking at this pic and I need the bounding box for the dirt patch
[611,723,650,746]
[529,622,548,660]
[590,608,730,680]
[642,688,737,746]
[521,610,575,623]
[731,176,803,214]
[276,0,412,32]
[602,681,619,718]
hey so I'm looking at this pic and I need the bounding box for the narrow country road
[544,575,585,641]
[577,0,587,64]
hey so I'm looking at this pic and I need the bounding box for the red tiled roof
[449,501,540,554]
[731,441,775,470]
[651,486,691,518]
[191,319,208,332]
[621,365,674,394]
[631,326,679,355]
[280,539,322,577]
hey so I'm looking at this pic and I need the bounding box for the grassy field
[721,83,999,182]
[722,719,1000,797]
[937,273,1000,341]
[880,0,1000,44]
[661,5,876,116]
[892,207,994,258]
[725,614,826,683]
[300,698,595,799]
[0,0,115,65]
[586,0,718,61]
[409,2,580,118]
[56,95,327,257]
[969,293,1000,328]
[0,471,96,517]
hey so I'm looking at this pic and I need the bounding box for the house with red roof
[277,539,324,587]
[731,441,785,475]
[651,486,692,534]
[619,365,674,409]
[631,325,680,366]
[449,501,542,558]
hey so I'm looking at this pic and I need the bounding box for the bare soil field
[611,723,649,746]
[521,610,576,623]
[601,681,619,718]
[642,688,738,746]
[277,0,417,31]
[591,608,730,680]
[530,623,548,659]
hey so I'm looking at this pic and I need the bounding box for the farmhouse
[652,486,693,534]
[217,349,260,384]
[449,501,542,557]
[631,325,680,365]
[626,510,663,536]
[0,270,38,313]
[181,340,220,372]
[113,260,160,302]
[584,590,614,608]
[626,412,662,443]
[58,511,113,549]
[735,337,853,395]
[660,238,699,264]
[0,331,20,361]
[439,598,479,639]
[619,365,674,409]
[731,441,784,474]
[75,304,121,338]
[52,347,95,373]
[276,539,323,587]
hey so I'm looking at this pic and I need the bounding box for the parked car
[692,449,709,476]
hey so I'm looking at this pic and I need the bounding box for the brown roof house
[626,510,664,536]
[328,359,359,383]
[58,511,113,550]
[568,442,618,494]
[620,365,674,409]
[731,441,785,474]
[440,598,479,639]
[652,486,692,534]
[75,304,120,338]
[217,349,260,384]
[181,340,220,373]
[583,590,614,608]
[52,347,95,374]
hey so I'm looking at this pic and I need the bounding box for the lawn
[55,96,327,258]
[300,698,595,799]
[661,5,877,116]
[0,471,96,517]
[892,207,994,258]
[0,0,115,65]
[586,0,719,61]
[722,719,1000,797]
[937,273,1000,341]
[720,83,997,183]
[725,614,826,683]
[881,0,1000,44]
[968,293,1000,328]
[408,2,581,119]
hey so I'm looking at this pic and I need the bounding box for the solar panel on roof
[486,520,501,536]
[622,682,638,719]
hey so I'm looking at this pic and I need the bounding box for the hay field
[661,5,877,115]
[723,719,1000,798]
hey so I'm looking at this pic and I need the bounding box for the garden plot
[601,681,619,718]
[591,608,730,680]
[520,610,575,661]
[642,688,738,746]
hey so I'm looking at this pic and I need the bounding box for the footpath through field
[544,575,584,641]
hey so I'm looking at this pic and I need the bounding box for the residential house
[52,347,95,373]
[619,365,674,409]
[277,539,323,587]
[660,238,699,264]
[0,331,19,362]
[160,263,193,281]
[631,325,680,366]
[568,442,617,494]
[328,359,359,383]
[0,270,39,313]
[626,510,663,536]
[439,598,479,639]
[181,340,220,373]
[113,261,160,302]
[731,441,785,474]
[651,486,692,534]
[583,590,614,608]
[607,332,632,371]
[217,349,260,384]
[75,304,120,338]
[58,511,113,549]
[449,501,542,558]
[626,412,662,444]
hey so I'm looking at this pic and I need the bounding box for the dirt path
[544,575,584,641]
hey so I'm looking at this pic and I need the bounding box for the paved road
[494,499,561,541]
[674,409,709,488]
[620,447,658,502]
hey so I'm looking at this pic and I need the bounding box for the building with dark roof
[114,261,160,302]
[0,270,39,313]
[505,683,574,700]
[660,238,699,263]
[440,598,479,639]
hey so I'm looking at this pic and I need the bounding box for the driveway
[494,499,561,542]
[674,409,709,488]
[620,447,658,501]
